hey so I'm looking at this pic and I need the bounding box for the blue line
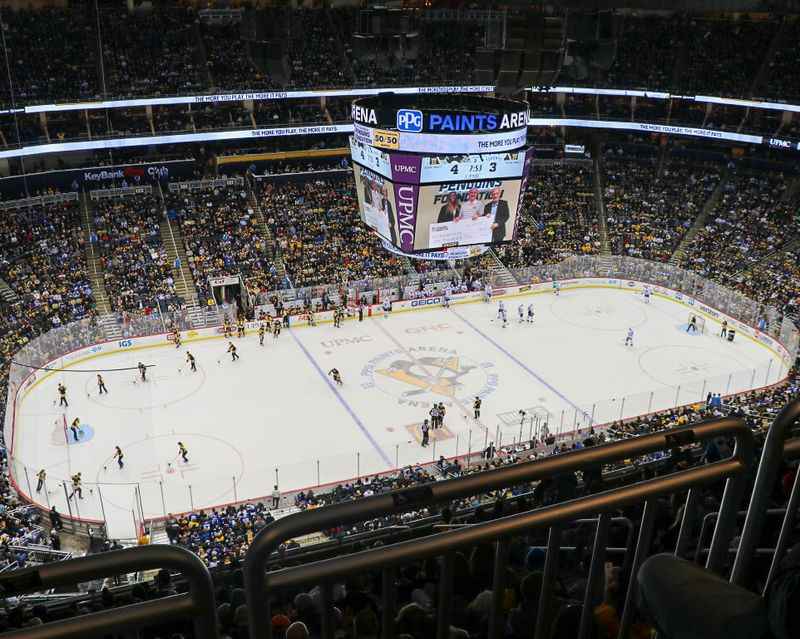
[289,328,392,467]
[451,307,592,422]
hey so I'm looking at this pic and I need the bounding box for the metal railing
[732,398,800,591]
[243,416,755,639]
[0,545,217,639]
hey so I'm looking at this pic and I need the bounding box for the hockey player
[237,317,245,338]
[186,351,197,372]
[307,310,316,327]
[58,383,68,407]
[97,374,108,394]
[273,319,281,339]
[114,446,124,469]
[527,304,535,323]
[484,284,493,303]
[223,317,232,339]
[258,322,266,345]
[68,473,83,500]
[227,342,240,362]
[473,396,482,420]
[625,327,634,347]
[643,286,651,304]
[497,301,508,328]
[178,442,189,463]
[442,289,450,309]
[328,368,343,386]
[382,298,391,318]
[69,417,82,442]
[552,279,560,296]
[138,362,147,382]
[687,315,698,333]
[518,304,525,323]
[720,320,728,339]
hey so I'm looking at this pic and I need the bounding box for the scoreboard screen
[349,137,534,253]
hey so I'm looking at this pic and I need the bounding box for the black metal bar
[436,553,454,639]
[694,513,716,564]
[706,442,752,574]
[732,399,800,586]
[0,595,197,639]
[489,538,509,639]
[617,500,656,639]
[534,525,562,639]
[579,513,610,639]
[674,489,699,559]
[320,581,333,639]
[0,546,216,639]
[244,417,752,639]
[382,567,396,639]
[764,458,800,593]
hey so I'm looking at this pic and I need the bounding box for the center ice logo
[361,346,498,407]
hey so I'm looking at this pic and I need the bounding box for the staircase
[0,277,19,303]
[80,193,122,339]
[158,219,200,308]
[670,165,731,266]
[245,176,292,289]
[591,147,612,255]
[80,194,111,315]
[485,248,518,287]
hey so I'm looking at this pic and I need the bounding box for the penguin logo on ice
[377,355,475,398]
[361,346,498,407]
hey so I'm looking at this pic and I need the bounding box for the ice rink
[11,287,786,538]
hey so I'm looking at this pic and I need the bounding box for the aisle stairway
[80,194,112,315]
[158,220,200,309]
[485,248,518,287]
[0,277,19,303]
[246,176,292,289]
[81,194,123,339]
[670,166,731,266]
[592,148,612,255]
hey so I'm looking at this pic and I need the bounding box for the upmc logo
[397,109,423,132]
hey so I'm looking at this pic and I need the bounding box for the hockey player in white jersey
[496,301,508,327]
[382,299,391,318]
[442,287,451,309]
[484,284,492,303]
[518,304,525,323]
[643,286,651,304]
[625,327,634,347]
[527,304,535,323]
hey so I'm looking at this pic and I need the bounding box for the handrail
[731,398,800,590]
[244,416,754,639]
[0,545,217,639]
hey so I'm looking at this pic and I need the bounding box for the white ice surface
[11,288,784,538]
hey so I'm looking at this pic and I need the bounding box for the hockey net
[688,313,706,334]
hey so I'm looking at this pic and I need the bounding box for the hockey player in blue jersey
[625,327,634,347]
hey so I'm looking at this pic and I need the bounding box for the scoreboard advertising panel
[350,137,533,252]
